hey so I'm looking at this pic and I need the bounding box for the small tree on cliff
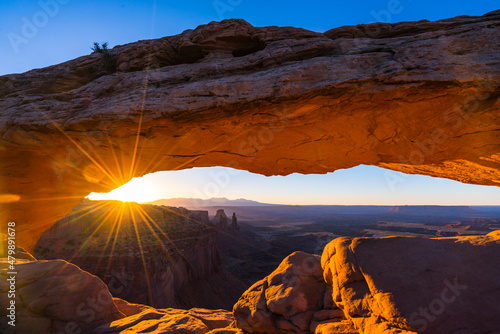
[91,42,116,73]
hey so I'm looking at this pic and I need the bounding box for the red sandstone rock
[94,307,234,334]
[113,297,155,317]
[206,329,244,334]
[314,320,358,334]
[213,209,229,229]
[0,12,499,250]
[0,259,124,334]
[233,251,351,333]
[321,231,500,333]
[93,310,210,334]
[0,253,235,334]
[188,308,234,330]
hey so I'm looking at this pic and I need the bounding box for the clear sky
[3,0,499,205]
[87,166,500,205]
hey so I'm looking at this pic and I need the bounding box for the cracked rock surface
[233,251,356,334]
[321,231,500,334]
[1,12,499,250]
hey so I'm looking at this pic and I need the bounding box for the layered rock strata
[321,231,500,333]
[0,11,499,250]
[34,200,247,309]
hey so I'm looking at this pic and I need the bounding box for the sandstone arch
[1,12,499,251]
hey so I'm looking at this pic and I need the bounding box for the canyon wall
[0,11,499,250]
[34,201,246,309]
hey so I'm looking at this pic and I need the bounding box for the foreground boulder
[233,251,356,333]
[321,231,500,333]
[0,256,236,334]
[0,259,124,334]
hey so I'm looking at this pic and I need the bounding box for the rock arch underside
[1,11,499,252]
[1,10,500,334]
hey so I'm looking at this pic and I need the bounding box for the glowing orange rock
[0,11,499,252]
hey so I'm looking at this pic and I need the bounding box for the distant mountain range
[147,197,278,207]
[145,198,500,216]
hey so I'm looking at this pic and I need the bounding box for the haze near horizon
[87,165,500,206]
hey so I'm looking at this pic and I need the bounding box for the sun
[87,177,160,203]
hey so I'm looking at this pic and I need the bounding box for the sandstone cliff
[213,209,229,229]
[1,11,499,250]
[34,200,247,309]
[230,212,240,231]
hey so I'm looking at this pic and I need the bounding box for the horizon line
[84,198,500,207]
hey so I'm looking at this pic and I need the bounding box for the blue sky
[87,166,500,205]
[1,0,498,75]
[2,0,500,205]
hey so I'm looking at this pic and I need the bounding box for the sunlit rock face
[321,231,500,333]
[93,308,235,334]
[233,251,356,333]
[1,11,499,250]
[34,200,247,309]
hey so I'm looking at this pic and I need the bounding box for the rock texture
[230,212,239,230]
[0,12,499,250]
[34,200,248,309]
[213,209,229,229]
[321,231,500,333]
[94,308,234,334]
[0,255,238,334]
[233,251,355,333]
[3,232,500,333]
[112,297,155,317]
[0,259,124,334]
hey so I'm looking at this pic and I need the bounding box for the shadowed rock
[213,209,229,229]
[0,259,124,334]
[34,201,247,310]
[0,256,236,334]
[230,212,239,230]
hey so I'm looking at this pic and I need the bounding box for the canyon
[34,200,246,309]
[0,9,499,334]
